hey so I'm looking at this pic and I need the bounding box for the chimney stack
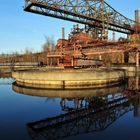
[135,10,139,24]
[62,27,65,39]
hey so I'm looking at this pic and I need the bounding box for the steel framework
[24,0,135,37]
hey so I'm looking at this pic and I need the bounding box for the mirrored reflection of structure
[12,81,125,98]
[12,78,140,140]
[26,92,140,140]
[127,75,140,117]
[133,97,140,117]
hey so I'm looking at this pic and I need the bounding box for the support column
[101,0,105,40]
[71,56,74,67]
[136,75,139,90]
[136,51,139,67]
[99,54,102,60]
[136,59,139,90]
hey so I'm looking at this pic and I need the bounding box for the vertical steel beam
[101,0,105,39]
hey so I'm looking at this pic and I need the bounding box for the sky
[0,0,140,54]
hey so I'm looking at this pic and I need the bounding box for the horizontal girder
[24,0,136,34]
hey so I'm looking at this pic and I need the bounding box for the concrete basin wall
[12,68,126,89]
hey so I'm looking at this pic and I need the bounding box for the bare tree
[24,47,33,55]
[42,36,56,53]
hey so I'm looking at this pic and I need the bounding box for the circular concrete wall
[12,68,126,89]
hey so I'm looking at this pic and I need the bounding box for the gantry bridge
[24,0,140,67]
[24,0,136,37]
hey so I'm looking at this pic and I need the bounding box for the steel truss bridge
[27,91,139,140]
[24,0,136,38]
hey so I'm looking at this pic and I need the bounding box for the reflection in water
[12,82,126,98]
[12,76,140,140]
[26,92,140,140]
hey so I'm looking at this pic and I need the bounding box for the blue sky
[0,0,139,54]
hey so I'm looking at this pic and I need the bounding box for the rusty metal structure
[24,0,136,37]
[24,0,140,68]
[48,27,140,67]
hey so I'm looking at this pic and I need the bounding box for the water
[0,76,140,140]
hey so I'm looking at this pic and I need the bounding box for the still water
[0,76,140,140]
